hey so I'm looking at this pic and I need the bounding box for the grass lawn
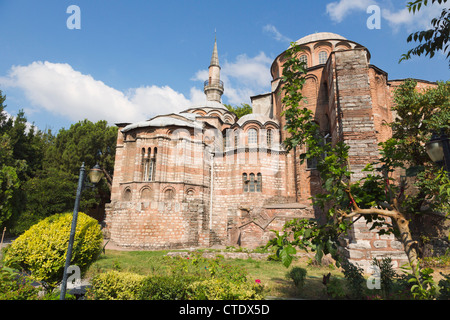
[86,249,347,299]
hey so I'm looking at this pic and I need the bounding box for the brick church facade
[104,32,436,270]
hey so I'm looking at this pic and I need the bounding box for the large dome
[294,32,347,46]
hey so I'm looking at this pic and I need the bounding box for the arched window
[234,130,239,148]
[256,173,262,192]
[299,55,308,67]
[243,173,262,193]
[143,147,157,182]
[243,173,248,192]
[319,51,328,64]
[266,129,273,147]
[248,129,258,145]
[249,173,256,192]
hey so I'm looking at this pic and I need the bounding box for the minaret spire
[204,34,224,102]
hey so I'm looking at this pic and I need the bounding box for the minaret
[204,36,224,102]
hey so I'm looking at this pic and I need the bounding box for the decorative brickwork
[104,32,437,271]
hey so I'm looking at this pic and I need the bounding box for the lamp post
[60,163,103,300]
[425,130,450,178]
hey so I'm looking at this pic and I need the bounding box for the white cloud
[382,3,447,32]
[263,24,293,43]
[326,0,376,23]
[0,61,199,124]
[326,0,448,33]
[0,52,273,125]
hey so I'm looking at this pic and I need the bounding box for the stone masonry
[104,32,438,271]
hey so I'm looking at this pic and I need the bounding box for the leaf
[280,245,297,268]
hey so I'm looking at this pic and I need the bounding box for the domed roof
[294,32,347,46]
[237,113,278,126]
[188,100,229,112]
[121,114,204,133]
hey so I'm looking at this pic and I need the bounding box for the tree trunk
[393,214,419,275]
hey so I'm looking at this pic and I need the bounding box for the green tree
[0,134,26,228]
[225,103,253,119]
[400,0,449,66]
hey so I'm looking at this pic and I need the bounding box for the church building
[104,32,436,270]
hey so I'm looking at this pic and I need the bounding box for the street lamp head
[89,163,103,184]
[426,133,444,163]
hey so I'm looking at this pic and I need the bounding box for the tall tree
[400,0,449,66]
[225,103,253,119]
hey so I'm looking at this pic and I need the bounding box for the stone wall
[339,217,409,272]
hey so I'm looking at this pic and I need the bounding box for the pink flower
[255,279,261,284]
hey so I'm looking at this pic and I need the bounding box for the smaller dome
[237,113,278,126]
[294,32,347,46]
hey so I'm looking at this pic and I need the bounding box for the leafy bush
[438,273,450,300]
[0,266,39,300]
[286,266,307,288]
[325,277,346,299]
[371,257,397,298]
[188,278,264,300]
[341,260,366,299]
[86,270,145,300]
[3,212,103,290]
[138,274,200,300]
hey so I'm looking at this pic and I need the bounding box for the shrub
[0,266,39,300]
[325,277,346,299]
[371,257,397,298]
[86,270,145,300]
[438,273,450,300]
[3,212,103,290]
[286,266,307,288]
[341,260,366,299]
[138,274,199,300]
[187,278,264,300]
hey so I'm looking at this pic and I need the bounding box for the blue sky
[0,0,448,132]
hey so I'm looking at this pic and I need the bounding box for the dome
[237,113,278,126]
[189,100,229,111]
[294,32,347,46]
[121,114,204,133]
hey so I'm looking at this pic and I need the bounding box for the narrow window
[141,148,147,181]
[249,173,255,192]
[248,129,258,145]
[243,173,248,192]
[256,173,262,192]
[299,55,308,67]
[319,51,328,64]
[266,129,273,147]
[234,131,239,148]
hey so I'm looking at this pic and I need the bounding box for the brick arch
[313,41,332,51]
[122,187,132,201]
[295,46,311,68]
[335,41,352,51]
[162,186,176,201]
[193,109,207,116]
[303,75,319,108]
[140,186,153,200]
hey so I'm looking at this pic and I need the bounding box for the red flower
[255,279,261,284]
